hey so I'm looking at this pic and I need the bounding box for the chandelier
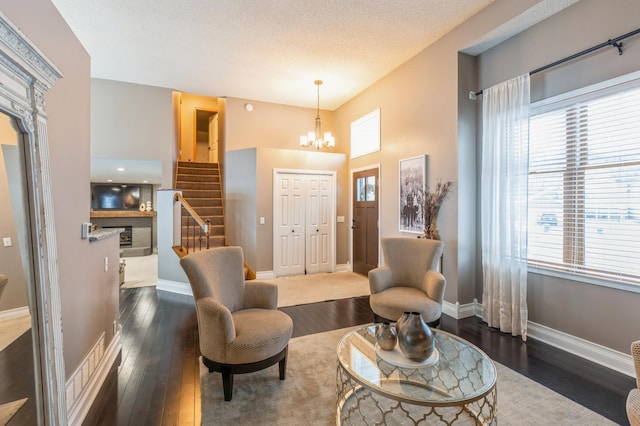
[300,80,335,150]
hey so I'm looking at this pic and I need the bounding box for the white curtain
[481,74,530,340]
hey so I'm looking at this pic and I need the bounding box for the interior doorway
[194,109,218,163]
[352,167,379,275]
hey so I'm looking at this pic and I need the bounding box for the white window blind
[528,79,640,285]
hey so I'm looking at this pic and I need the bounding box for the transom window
[528,74,640,285]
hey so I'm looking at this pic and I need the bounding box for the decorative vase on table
[395,311,411,337]
[397,312,435,361]
[376,322,397,351]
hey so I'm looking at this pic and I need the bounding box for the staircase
[175,161,225,250]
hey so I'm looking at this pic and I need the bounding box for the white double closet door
[273,170,335,277]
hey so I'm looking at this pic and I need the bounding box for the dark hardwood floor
[85,285,634,425]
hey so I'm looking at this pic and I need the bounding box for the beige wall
[226,147,347,272]
[332,0,540,305]
[476,0,640,353]
[178,92,220,162]
[2,0,120,377]
[224,97,348,272]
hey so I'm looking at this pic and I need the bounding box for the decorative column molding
[0,11,66,426]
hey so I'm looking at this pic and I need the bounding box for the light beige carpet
[200,327,616,426]
[0,398,27,425]
[0,314,31,352]
[264,272,370,307]
[121,254,158,288]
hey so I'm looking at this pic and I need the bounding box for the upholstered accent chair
[180,246,293,401]
[369,238,446,326]
[628,340,640,426]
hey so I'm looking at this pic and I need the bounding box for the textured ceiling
[51,0,496,110]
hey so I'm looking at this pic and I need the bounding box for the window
[351,109,380,159]
[528,74,640,285]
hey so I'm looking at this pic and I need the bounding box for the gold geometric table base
[336,365,497,425]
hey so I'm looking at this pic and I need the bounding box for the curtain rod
[469,27,640,100]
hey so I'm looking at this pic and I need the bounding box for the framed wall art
[399,155,427,233]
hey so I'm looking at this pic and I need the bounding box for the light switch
[2,237,12,247]
[259,217,265,225]
[336,216,345,223]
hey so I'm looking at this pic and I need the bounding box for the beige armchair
[369,238,445,326]
[628,340,640,426]
[180,246,293,401]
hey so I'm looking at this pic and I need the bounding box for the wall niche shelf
[90,211,156,218]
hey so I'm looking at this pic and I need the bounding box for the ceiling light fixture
[300,80,335,150]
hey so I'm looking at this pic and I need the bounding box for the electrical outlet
[2,237,11,247]
[104,257,108,272]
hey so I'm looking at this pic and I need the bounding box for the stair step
[182,215,224,226]
[185,198,222,207]
[177,161,219,170]
[190,206,223,216]
[176,182,218,190]
[176,168,220,178]
[176,174,220,184]
[180,189,222,199]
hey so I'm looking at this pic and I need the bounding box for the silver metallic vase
[395,311,411,337]
[376,322,397,351]
[397,312,435,361]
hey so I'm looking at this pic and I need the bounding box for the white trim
[65,330,122,426]
[443,299,634,377]
[256,270,275,280]
[156,279,192,296]
[0,306,30,321]
[527,321,634,378]
[442,299,478,319]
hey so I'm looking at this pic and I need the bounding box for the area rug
[200,327,616,425]
[263,272,370,307]
[0,314,31,352]
[0,398,27,425]
[121,254,158,288]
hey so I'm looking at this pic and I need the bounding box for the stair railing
[174,192,211,254]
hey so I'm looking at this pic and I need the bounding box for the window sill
[527,265,640,294]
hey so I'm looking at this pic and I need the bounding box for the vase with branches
[420,180,453,240]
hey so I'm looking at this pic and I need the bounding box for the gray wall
[2,0,120,377]
[476,0,640,353]
[91,78,175,189]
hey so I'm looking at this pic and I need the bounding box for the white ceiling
[51,0,497,110]
[52,0,578,184]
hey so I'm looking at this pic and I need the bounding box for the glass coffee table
[336,324,497,425]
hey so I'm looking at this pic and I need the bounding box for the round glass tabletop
[336,324,497,406]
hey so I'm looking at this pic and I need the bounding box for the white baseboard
[527,321,634,378]
[157,279,192,296]
[66,329,122,426]
[0,306,30,321]
[442,299,478,319]
[256,270,275,280]
[444,299,634,378]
